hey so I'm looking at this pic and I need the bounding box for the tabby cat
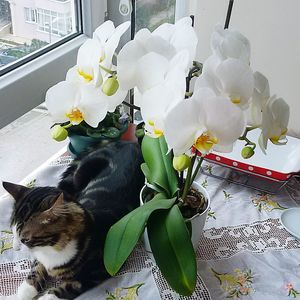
[3,141,144,300]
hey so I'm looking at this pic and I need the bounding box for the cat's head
[3,182,85,250]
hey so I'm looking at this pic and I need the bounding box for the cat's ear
[2,182,30,200]
[50,193,65,211]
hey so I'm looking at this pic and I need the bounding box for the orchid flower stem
[191,156,204,184]
[185,62,203,97]
[99,64,115,75]
[181,154,197,201]
[238,126,258,149]
[179,171,184,188]
[62,123,73,129]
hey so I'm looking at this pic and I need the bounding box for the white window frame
[24,7,37,24]
[0,0,107,129]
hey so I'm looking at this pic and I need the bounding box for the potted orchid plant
[103,18,290,296]
[45,21,132,155]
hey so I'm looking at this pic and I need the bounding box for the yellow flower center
[194,133,218,153]
[231,97,241,104]
[66,108,84,124]
[270,128,287,143]
[148,120,163,137]
[77,69,93,82]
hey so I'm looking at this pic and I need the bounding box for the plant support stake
[224,0,234,29]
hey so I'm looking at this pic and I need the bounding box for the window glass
[0,0,79,72]
[135,0,176,32]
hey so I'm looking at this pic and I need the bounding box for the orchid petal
[77,39,102,75]
[194,73,220,96]
[250,72,270,125]
[117,40,146,90]
[202,54,222,77]
[140,83,181,134]
[170,25,198,64]
[175,16,193,27]
[200,96,246,149]
[253,71,270,98]
[144,36,176,60]
[135,28,151,44]
[259,95,290,152]
[211,24,250,64]
[93,20,115,44]
[164,100,201,155]
[101,21,130,70]
[45,81,79,123]
[79,86,109,127]
[169,50,190,74]
[106,88,128,112]
[215,58,254,109]
[66,65,80,83]
[152,23,175,41]
[135,52,169,93]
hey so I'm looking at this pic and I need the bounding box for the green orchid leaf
[86,129,104,138]
[141,163,151,181]
[104,194,176,276]
[102,127,120,138]
[141,135,178,197]
[147,205,197,296]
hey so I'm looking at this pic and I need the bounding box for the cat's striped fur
[3,141,144,299]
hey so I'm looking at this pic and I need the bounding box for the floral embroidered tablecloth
[1,147,300,300]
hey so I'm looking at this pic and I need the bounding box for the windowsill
[0,103,68,197]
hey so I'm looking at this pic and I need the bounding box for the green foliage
[104,135,199,296]
[148,205,197,295]
[141,135,178,198]
[4,39,48,59]
[104,193,176,275]
[68,108,128,139]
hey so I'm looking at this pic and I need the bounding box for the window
[24,7,37,23]
[135,0,176,32]
[0,0,107,130]
[36,8,72,37]
[0,0,79,73]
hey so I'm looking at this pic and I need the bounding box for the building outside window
[0,0,77,71]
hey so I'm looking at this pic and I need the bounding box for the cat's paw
[38,294,64,300]
[17,280,38,300]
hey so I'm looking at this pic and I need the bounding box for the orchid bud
[102,77,119,96]
[241,146,255,159]
[51,125,68,142]
[173,154,191,172]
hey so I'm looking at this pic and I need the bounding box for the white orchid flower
[212,24,250,62]
[140,66,187,137]
[196,58,254,110]
[66,20,130,87]
[66,39,103,87]
[93,20,130,74]
[204,24,250,75]
[117,17,197,91]
[258,95,290,153]
[45,81,109,128]
[164,88,246,156]
[250,71,270,126]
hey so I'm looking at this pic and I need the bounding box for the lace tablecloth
[1,147,300,300]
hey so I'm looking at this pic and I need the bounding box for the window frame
[0,0,107,129]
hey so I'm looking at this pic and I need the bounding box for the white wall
[190,0,300,138]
